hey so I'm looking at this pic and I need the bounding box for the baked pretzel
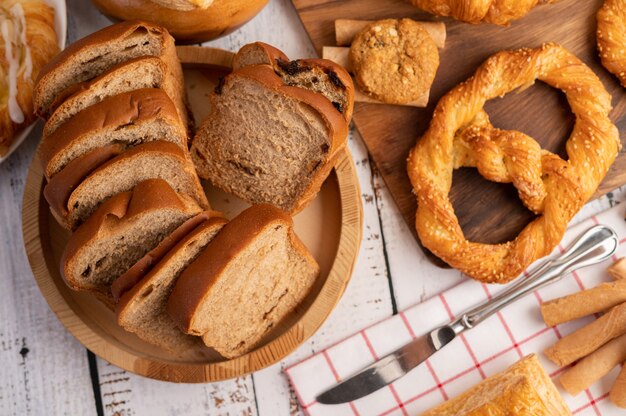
[407,43,620,283]
[407,0,556,25]
[597,0,626,88]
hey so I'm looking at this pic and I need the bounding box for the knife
[316,224,619,405]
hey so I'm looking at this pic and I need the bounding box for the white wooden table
[1,1,624,414]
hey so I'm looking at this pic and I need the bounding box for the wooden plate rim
[21,46,363,383]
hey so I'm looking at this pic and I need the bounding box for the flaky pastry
[407,0,556,25]
[0,0,58,155]
[597,0,626,87]
[407,43,620,283]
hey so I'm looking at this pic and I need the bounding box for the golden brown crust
[597,0,626,88]
[116,215,228,314]
[407,0,556,25]
[111,210,223,302]
[349,19,439,105]
[39,88,185,179]
[61,179,195,291]
[611,365,626,408]
[90,0,268,44]
[407,43,620,283]
[422,355,571,415]
[0,0,58,155]
[232,42,289,69]
[166,204,301,332]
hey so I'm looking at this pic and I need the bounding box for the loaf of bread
[191,43,354,213]
[61,179,203,304]
[167,204,319,358]
[422,355,571,415]
[117,214,227,354]
[33,20,189,129]
[44,140,208,230]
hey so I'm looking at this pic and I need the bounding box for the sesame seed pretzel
[597,0,626,87]
[407,43,620,283]
[407,0,556,25]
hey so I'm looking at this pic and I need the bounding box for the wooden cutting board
[292,0,626,253]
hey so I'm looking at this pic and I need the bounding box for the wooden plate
[21,46,362,382]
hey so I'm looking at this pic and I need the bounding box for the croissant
[0,0,58,156]
[407,0,556,25]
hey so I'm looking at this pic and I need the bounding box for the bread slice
[44,56,186,137]
[39,88,187,179]
[61,179,203,301]
[45,140,208,230]
[233,42,354,122]
[117,215,227,354]
[33,20,187,129]
[191,62,351,213]
[167,204,320,358]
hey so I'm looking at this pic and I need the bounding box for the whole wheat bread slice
[191,60,352,213]
[45,140,208,230]
[117,215,227,354]
[61,179,203,303]
[39,88,187,179]
[33,20,188,129]
[44,56,186,137]
[167,204,320,358]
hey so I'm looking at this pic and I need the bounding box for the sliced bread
[117,215,227,354]
[44,56,187,137]
[45,140,208,230]
[39,88,187,179]
[167,204,320,359]
[190,63,350,213]
[61,179,202,301]
[33,20,186,128]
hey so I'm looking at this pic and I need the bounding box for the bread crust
[90,0,268,44]
[61,179,201,293]
[39,88,186,179]
[167,204,318,334]
[597,0,626,87]
[111,210,223,302]
[0,0,59,155]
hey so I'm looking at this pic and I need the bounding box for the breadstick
[608,257,626,280]
[335,19,446,48]
[611,364,626,408]
[322,47,429,108]
[540,279,626,327]
[544,302,626,367]
[559,333,626,395]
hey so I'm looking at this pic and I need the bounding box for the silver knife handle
[449,225,619,335]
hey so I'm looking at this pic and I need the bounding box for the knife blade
[316,325,457,404]
[315,225,618,405]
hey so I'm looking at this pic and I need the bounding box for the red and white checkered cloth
[285,202,626,416]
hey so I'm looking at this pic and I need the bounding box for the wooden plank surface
[292,0,626,247]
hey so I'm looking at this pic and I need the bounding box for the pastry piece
[117,215,227,354]
[407,0,557,25]
[61,179,202,302]
[422,354,571,415]
[559,333,626,395]
[44,141,208,230]
[90,0,267,44]
[597,0,626,87]
[192,43,353,213]
[609,257,626,280]
[407,43,620,283]
[544,302,626,367]
[111,211,221,302]
[612,365,626,408]
[33,20,189,129]
[334,19,445,48]
[0,0,58,155]
[44,56,185,137]
[167,204,320,358]
[39,88,187,179]
[540,278,626,327]
[349,19,439,105]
